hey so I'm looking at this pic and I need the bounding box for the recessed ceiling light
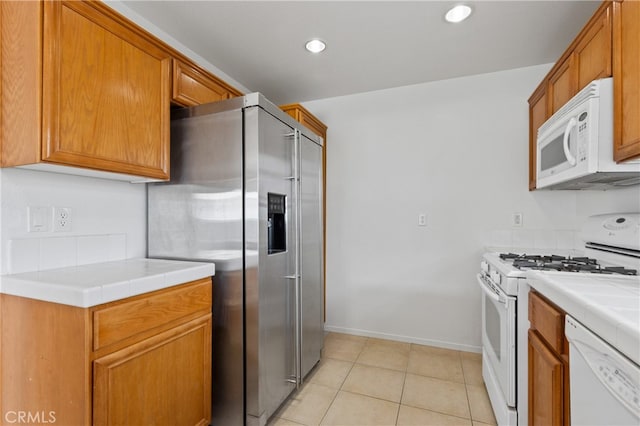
[305,39,326,53]
[445,5,472,23]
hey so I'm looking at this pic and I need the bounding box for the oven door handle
[476,273,506,305]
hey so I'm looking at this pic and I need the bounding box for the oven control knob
[490,270,502,285]
[481,261,489,273]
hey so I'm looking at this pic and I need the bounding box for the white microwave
[536,78,640,190]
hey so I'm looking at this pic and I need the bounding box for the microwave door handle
[563,117,578,166]
[476,273,506,305]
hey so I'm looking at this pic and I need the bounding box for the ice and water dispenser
[267,193,286,254]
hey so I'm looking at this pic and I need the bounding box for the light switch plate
[28,206,51,232]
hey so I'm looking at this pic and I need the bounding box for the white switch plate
[418,213,427,227]
[28,206,51,232]
[512,212,523,227]
[53,207,72,232]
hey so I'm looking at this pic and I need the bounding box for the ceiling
[122,1,601,105]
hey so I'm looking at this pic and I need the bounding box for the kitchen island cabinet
[0,262,214,425]
[528,290,570,426]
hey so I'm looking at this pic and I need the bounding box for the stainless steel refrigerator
[147,93,324,426]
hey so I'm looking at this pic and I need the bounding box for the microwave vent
[538,78,609,136]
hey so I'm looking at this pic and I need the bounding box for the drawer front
[529,291,565,354]
[93,278,212,351]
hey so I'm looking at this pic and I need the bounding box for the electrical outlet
[418,213,427,227]
[53,207,72,232]
[512,212,523,228]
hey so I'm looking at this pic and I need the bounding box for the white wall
[0,169,146,274]
[304,64,640,351]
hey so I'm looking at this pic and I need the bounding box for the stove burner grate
[499,253,638,276]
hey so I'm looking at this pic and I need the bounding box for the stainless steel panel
[299,135,324,379]
[148,106,245,426]
[245,107,297,426]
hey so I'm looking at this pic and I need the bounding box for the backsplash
[7,234,127,274]
[0,168,146,275]
[484,229,578,251]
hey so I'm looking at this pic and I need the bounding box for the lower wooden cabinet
[528,291,570,426]
[0,278,212,425]
[93,315,211,426]
[528,329,566,426]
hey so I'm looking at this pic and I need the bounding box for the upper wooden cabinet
[1,1,171,180]
[280,103,328,141]
[529,86,547,190]
[172,59,243,107]
[1,1,244,181]
[526,1,640,190]
[613,0,640,162]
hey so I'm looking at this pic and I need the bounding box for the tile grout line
[461,351,475,425]
[318,337,367,425]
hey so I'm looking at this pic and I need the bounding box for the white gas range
[477,213,640,426]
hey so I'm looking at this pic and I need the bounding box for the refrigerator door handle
[284,275,299,280]
[293,129,302,388]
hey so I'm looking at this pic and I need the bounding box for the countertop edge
[0,258,216,308]
[526,270,640,366]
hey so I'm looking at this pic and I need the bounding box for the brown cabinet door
[172,59,232,106]
[528,329,565,426]
[41,1,171,180]
[93,315,212,426]
[528,86,547,191]
[613,0,640,162]
[548,57,576,115]
[575,5,613,89]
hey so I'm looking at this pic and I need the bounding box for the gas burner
[499,252,638,276]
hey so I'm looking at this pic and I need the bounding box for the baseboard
[323,324,482,354]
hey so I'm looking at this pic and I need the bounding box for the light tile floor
[269,333,497,426]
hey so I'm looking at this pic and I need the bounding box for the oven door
[477,273,517,406]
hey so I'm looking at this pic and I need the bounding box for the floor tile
[410,343,461,358]
[461,353,484,385]
[320,391,399,426]
[307,358,354,389]
[472,422,496,426]
[467,384,497,425]
[356,345,409,371]
[269,417,306,426]
[406,350,465,383]
[366,337,411,354]
[402,373,470,419]
[397,405,472,426]
[278,383,338,425]
[324,332,368,344]
[341,364,405,403]
[322,336,366,362]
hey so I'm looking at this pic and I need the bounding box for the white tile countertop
[0,258,215,308]
[526,270,640,365]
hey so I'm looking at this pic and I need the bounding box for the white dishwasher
[565,315,640,426]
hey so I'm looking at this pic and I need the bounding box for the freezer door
[300,135,324,379]
[245,106,297,426]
